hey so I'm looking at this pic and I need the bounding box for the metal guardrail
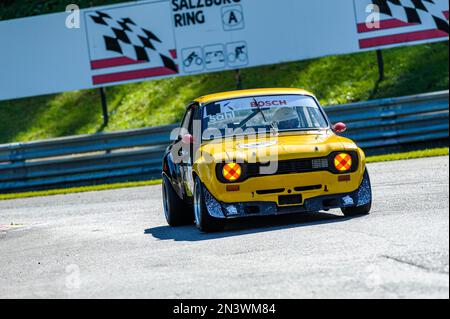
[0,91,448,192]
[328,90,449,148]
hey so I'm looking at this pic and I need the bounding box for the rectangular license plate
[278,194,302,206]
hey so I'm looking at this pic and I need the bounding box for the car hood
[198,130,356,163]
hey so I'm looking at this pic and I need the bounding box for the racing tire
[341,201,372,217]
[194,177,225,233]
[341,169,372,217]
[162,175,193,226]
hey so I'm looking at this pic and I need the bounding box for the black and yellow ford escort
[162,89,372,232]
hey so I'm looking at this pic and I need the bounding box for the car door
[180,103,200,197]
[166,106,193,199]
[179,104,196,199]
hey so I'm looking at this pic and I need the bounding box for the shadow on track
[144,211,364,242]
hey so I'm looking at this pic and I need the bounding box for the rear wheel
[162,175,193,226]
[194,177,225,233]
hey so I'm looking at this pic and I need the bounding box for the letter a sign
[222,5,245,31]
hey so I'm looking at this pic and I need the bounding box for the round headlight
[334,153,352,172]
[222,163,242,182]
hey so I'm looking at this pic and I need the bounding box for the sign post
[99,87,109,127]
[376,50,384,82]
[235,69,242,90]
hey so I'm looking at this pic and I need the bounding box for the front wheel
[341,169,372,217]
[162,175,193,226]
[194,177,225,233]
[341,202,371,216]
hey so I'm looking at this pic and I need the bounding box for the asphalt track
[0,156,448,299]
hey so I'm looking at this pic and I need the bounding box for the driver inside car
[272,107,300,130]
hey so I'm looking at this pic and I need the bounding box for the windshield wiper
[253,98,277,133]
[233,108,260,130]
[225,98,277,133]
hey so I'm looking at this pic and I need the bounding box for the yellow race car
[162,88,372,232]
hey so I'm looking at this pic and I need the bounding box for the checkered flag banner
[372,0,449,33]
[89,11,178,72]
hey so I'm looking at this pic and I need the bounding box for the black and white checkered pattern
[372,0,449,33]
[89,11,177,71]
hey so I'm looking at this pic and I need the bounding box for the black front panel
[279,194,303,206]
[216,151,359,183]
[247,158,313,177]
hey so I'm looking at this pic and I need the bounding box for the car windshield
[202,95,328,140]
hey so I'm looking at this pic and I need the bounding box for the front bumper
[203,170,372,219]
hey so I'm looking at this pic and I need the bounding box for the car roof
[194,88,315,104]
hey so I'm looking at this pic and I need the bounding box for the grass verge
[0,179,162,201]
[0,147,447,201]
[366,147,449,163]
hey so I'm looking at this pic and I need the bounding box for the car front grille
[247,158,326,178]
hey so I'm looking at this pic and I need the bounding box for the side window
[190,105,201,135]
[307,107,328,128]
[180,108,193,136]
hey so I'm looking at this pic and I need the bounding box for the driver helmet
[272,107,300,130]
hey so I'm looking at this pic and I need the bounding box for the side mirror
[332,122,347,134]
[182,134,194,144]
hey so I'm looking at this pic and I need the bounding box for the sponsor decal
[238,141,278,149]
[208,111,236,123]
[251,100,288,107]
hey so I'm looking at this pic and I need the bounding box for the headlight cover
[334,153,353,171]
[223,163,242,182]
[329,151,359,174]
[216,162,246,183]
